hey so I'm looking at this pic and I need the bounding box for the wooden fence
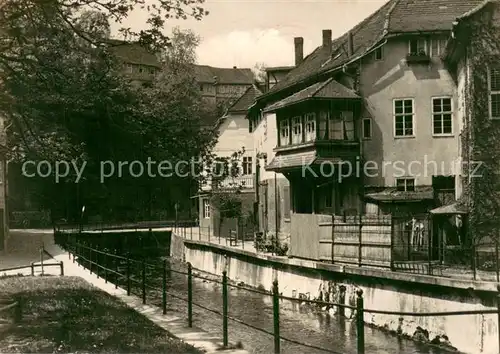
[289,213,392,267]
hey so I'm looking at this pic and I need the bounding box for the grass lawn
[0,275,203,353]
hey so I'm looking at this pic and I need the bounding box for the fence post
[96,246,100,279]
[104,251,108,283]
[496,240,499,283]
[358,214,362,267]
[89,246,93,275]
[222,270,228,347]
[390,216,395,271]
[142,258,146,304]
[331,214,335,264]
[272,279,280,354]
[126,253,131,296]
[60,261,64,276]
[338,285,346,317]
[208,225,211,243]
[73,239,76,263]
[497,285,500,353]
[190,226,193,240]
[30,262,34,276]
[472,243,477,281]
[356,289,365,354]
[40,245,44,276]
[114,249,118,289]
[162,259,167,315]
[187,262,193,327]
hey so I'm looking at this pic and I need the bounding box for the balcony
[406,52,431,64]
[201,175,254,191]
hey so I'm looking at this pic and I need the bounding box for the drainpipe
[274,172,279,253]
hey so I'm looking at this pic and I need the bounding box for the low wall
[180,239,499,354]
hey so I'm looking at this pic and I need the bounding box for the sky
[110,0,388,69]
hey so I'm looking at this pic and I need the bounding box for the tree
[0,2,216,221]
[253,62,267,84]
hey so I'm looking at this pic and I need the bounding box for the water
[111,258,449,354]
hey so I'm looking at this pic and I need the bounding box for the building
[108,40,162,86]
[193,65,255,107]
[265,66,294,91]
[198,85,262,237]
[444,0,500,253]
[247,0,487,261]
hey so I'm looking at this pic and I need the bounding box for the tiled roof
[264,78,359,112]
[266,150,350,171]
[192,65,255,84]
[228,85,263,113]
[266,0,485,96]
[108,40,161,68]
[365,186,434,202]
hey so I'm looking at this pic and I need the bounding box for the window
[409,38,426,55]
[342,111,355,140]
[489,66,500,119]
[242,157,252,175]
[203,199,210,219]
[432,97,453,135]
[328,112,343,139]
[375,46,383,60]
[396,178,415,192]
[394,99,414,137]
[305,113,316,142]
[430,38,448,57]
[291,116,302,144]
[279,119,289,146]
[362,118,372,139]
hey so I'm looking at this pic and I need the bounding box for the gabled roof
[227,85,263,113]
[264,77,359,112]
[107,40,161,68]
[193,65,255,84]
[265,0,485,98]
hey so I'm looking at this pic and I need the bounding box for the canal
[96,256,449,354]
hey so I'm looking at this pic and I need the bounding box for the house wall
[455,53,470,201]
[359,37,459,189]
[253,111,290,241]
[213,112,253,159]
[201,83,251,105]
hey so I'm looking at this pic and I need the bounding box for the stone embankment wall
[170,233,499,354]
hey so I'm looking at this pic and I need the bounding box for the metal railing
[59,236,500,354]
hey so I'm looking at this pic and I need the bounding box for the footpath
[1,230,248,354]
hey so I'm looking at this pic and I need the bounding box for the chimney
[322,29,332,52]
[294,37,304,66]
[347,31,354,57]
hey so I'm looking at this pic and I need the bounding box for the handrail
[69,241,500,317]
[62,239,500,354]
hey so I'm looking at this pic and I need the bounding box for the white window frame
[432,96,453,136]
[362,118,372,139]
[203,199,210,219]
[279,119,289,146]
[408,38,427,55]
[396,178,416,192]
[291,116,302,144]
[305,113,316,142]
[430,38,447,57]
[488,65,500,119]
[242,156,252,175]
[393,98,415,138]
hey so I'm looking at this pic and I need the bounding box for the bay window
[305,113,316,142]
[291,116,302,144]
